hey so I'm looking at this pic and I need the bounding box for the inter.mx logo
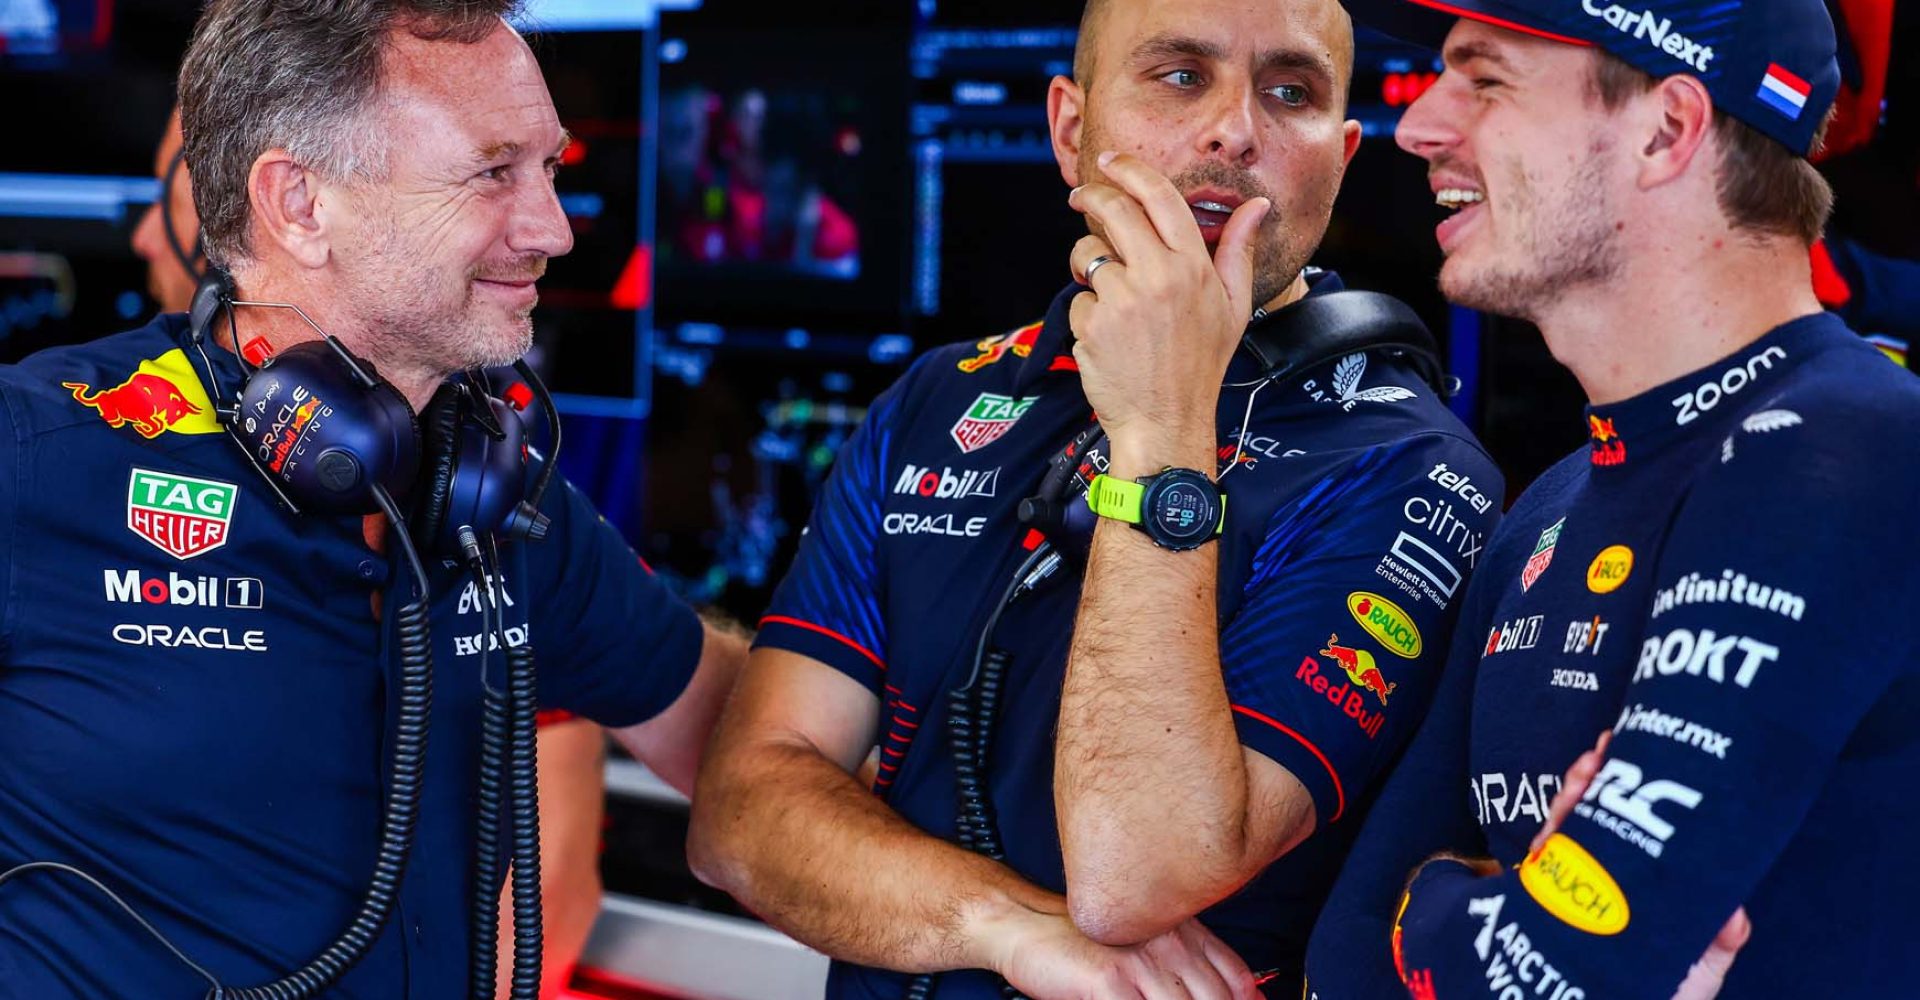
[127,468,238,560]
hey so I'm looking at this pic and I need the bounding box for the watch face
[1148,472,1220,548]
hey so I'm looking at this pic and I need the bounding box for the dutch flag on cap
[1756,63,1812,120]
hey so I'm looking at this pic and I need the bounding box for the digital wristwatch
[1086,468,1225,551]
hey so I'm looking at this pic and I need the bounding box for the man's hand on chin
[1065,151,1270,475]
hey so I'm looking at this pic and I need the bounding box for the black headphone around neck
[1017,289,1448,563]
[185,267,554,554]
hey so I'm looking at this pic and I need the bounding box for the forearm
[1056,434,1256,942]
[689,734,1059,974]
[613,620,749,794]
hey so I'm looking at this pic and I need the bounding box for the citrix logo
[1580,0,1716,73]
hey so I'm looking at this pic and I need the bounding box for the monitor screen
[650,10,913,333]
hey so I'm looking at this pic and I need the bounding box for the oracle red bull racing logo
[957,321,1042,374]
[62,350,220,439]
[1295,634,1394,739]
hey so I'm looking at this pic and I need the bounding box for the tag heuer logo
[127,468,238,560]
[950,393,1034,453]
[1520,516,1565,593]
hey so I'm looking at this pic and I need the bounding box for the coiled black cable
[461,530,544,1000]
[467,579,509,997]
[504,640,544,998]
[904,545,1056,1000]
[214,483,434,1000]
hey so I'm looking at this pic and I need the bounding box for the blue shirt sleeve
[753,361,921,693]
[1304,575,1495,998]
[530,474,705,728]
[0,383,17,661]
[1393,419,1919,998]
[1219,433,1502,830]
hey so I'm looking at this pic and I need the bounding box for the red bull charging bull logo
[1588,414,1626,467]
[62,350,219,439]
[1294,633,1393,739]
[956,321,1042,374]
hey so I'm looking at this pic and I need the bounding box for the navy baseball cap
[1349,0,1841,155]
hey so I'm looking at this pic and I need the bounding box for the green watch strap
[1086,473,1147,524]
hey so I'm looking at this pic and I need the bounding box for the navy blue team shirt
[1305,312,1920,998]
[756,275,1504,997]
[0,314,704,997]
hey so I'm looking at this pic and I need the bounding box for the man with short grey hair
[0,2,744,996]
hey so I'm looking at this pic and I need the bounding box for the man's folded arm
[687,645,1065,974]
[1056,435,1502,945]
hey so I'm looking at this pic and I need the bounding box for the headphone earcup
[415,386,533,556]
[411,383,466,549]
[233,340,420,514]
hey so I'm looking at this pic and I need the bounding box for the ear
[247,150,331,269]
[1047,74,1088,188]
[1635,74,1713,191]
[1340,118,1362,169]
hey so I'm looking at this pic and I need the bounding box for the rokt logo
[1634,628,1778,688]
[104,569,262,609]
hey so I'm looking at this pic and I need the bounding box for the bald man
[688,0,1501,996]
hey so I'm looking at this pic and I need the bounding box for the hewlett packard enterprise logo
[1580,0,1716,72]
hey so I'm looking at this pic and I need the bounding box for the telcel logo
[103,569,263,609]
[1580,0,1716,72]
[1520,833,1630,935]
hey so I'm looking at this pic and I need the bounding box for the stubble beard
[1440,134,1622,321]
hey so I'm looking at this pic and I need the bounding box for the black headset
[185,267,554,554]
[1017,288,1447,563]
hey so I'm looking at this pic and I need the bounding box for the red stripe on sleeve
[759,615,886,673]
[1231,704,1347,823]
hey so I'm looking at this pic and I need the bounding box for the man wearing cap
[1300,0,1919,996]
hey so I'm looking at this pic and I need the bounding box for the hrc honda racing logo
[1573,756,1702,858]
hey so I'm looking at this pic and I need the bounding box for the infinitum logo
[1580,0,1715,72]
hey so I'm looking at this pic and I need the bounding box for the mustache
[470,256,548,283]
[1426,153,1485,189]
[1171,161,1275,211]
